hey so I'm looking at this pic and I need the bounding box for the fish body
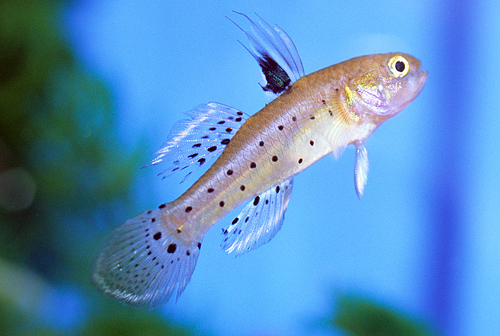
[91,13,427,308]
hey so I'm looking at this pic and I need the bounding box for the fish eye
[388,55,410,77]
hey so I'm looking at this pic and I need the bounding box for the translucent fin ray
[221,178,294,256]
[148,102,249,183]
[354,141,369,198]
[91,207,203,308]
[229,12,304,97]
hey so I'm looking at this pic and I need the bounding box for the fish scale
[91,12,427,308]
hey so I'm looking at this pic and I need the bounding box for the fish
[91,12,427,308]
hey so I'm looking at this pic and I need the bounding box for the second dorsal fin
[147,102,249,183]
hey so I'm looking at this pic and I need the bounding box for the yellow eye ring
[388,55,410,77]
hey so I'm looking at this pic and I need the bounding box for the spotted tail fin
[91,207,202,308]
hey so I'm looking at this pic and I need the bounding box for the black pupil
[395,61,405,72]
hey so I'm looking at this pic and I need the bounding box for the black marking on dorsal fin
[259,54,291,94]
[228,12,304,97]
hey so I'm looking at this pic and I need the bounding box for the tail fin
[91,207,202,308]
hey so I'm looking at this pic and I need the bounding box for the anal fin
[221,178,294,256]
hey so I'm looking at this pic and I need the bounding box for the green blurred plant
[0,1,196,335]
[327,293,437,336]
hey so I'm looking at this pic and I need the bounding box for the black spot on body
[322,99,326,104]
[185,206,193,213]
[219,201,225,207]
[237,111,243,116]
[217,120,225,125]
[147,210,152,214]
[227,169,233,176]
[186,250,190,256]
[221,139,230,145]
[151,218,156,223]
[250,162,257,168]
[235,117,242,122]
[259,141,264,146]
[188,153,198,158]
[298,158,303,164]
[209,127,216,131]
[153,232,162,240]
[278,125,284,131]
[207,146,217,152]
[253,196,260,206]
[202,135,209,139]
[207,188,214,193]
[197,242,202,249]
[159,204,166,209]
[310,140,314,146]
[310,116,315,120]
[167,244,177,253]
[240,185,246,191]
[192,143,201,148]
[198,158,206,165]
[272,155,278,162]
[276,186,280,193]
[226,127,233,133]
[292,116,297,122]
[232,217,239,225]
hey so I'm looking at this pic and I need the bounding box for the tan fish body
[92,13,427,308]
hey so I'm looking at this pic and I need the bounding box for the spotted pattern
[167,243,177,253]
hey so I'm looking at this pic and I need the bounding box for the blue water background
[55,0,500,335]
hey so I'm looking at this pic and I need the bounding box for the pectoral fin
[354,141,369,199]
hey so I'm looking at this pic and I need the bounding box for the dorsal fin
[229,12,305,97]
[147,102,249,183]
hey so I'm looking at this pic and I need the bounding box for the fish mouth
[394,69,427,112]
[416,70,428,93]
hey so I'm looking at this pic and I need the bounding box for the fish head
[347,52,427,123]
